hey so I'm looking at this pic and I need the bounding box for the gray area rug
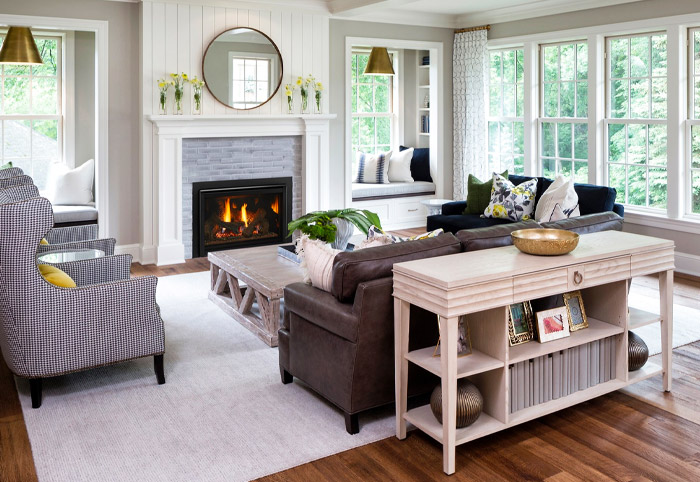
[16,272,700,481]
[16,271,395,482]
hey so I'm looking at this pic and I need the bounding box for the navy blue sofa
[428,174,625,234]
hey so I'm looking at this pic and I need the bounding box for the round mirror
[202,27,283,110]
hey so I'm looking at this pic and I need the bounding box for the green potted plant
[288,208,382,250]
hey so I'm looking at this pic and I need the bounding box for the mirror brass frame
[202,27,284,111]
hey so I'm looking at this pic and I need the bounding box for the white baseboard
[115,244,141,262]
[675,252,700,278]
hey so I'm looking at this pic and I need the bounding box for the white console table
[392,230,674,475]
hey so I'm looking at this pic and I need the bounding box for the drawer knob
[408,208,418,212]
[573,270,583,285]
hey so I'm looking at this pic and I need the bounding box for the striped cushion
[354,151,391,184]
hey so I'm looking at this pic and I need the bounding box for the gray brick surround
[182,136,302,258]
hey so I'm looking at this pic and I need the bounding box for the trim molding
[624,211,700,236]
[676,252,700,277]
[115,243,141,261]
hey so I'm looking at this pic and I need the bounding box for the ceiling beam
[329,0,419,17]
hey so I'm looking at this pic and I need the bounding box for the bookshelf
[416,50,432,148]
[393,231,675,475]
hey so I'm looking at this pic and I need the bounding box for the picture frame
[535,306,571,343]
[508,301,535,346]
[563,291,589,332]
[433,315,473,358]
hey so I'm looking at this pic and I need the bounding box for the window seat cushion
[52,204,98,224]
[352,181,436,200]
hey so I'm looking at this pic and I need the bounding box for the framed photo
[433,315,473,358]
[535,307,570,343]
[563,291,588,332]
[508,301,535,346]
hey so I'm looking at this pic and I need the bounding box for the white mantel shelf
[144,113,335,266]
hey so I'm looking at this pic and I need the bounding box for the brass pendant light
[363,47,394,76]
[0,27,44,65]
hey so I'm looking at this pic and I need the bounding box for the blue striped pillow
[354,151,392,184]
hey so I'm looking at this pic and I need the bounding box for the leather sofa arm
[540,212,623,234]
[441,201,466,216]
[283,282,359,342]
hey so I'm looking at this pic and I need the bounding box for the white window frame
[538,40,589,183]
[487,47,525,175]
[228,51,277,109]
[0,33,63,187]
[688,28,700,217]
[604,32,668,212]
[349,48,398,160]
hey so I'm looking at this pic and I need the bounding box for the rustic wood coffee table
[208,245,304,347]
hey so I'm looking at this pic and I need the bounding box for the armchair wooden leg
[30,378,42,409]
[344,412,359,435]
[280,367,293,384]
[154,354,165,385]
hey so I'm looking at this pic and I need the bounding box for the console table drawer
[513,268,569,301]
[568,256,631,290]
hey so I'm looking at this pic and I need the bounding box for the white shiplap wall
[139,1,330,263]
[142,1,329,116]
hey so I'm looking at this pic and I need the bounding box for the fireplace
[192,178,292,257]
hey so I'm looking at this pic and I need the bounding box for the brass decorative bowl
[511,228,579,256]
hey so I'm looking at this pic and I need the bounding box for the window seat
[352,181,436,201]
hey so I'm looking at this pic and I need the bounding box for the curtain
[453,30,488,201]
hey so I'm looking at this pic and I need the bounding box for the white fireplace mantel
[144,114,336,266]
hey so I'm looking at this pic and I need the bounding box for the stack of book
[421,55,430,66]
[509,335,618,413]
[420,115,430,133]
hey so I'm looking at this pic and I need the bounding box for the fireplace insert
[192,178,292,257]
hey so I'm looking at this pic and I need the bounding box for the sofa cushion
[541,212,624,234]
[331,233,461,302]
[400,145,432,182]
[427,214,513,234]
[464,170,508,215]
[572,183,617,215]
[483,174,538,221]
[38,264,77,288]
[456,220,542,252]
[52,205,98,224]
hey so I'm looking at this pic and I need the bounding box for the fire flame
[270,197,279,214]
[223,199,231,223]
[241,203,249,227]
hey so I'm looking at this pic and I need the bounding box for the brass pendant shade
[363,47,394,75]
[0,27,44,65]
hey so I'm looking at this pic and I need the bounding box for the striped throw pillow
[354,151,392,184]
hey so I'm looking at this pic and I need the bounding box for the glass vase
[174,89,183,115]
[192,90,202,115]
[286,96,294,114]
[300,90,309,114]
[314,92,322,114]
[159,95,167,115]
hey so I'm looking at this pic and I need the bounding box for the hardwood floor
[1,257,699,481]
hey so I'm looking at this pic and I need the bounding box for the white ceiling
[102,0,645,29]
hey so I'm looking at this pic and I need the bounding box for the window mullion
[666,24,684,218]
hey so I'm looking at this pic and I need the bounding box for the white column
[666,24,685,219]
[302,117,330,211]
[155,131,186,266]
[588,34,606,186]
[523,42,539,176]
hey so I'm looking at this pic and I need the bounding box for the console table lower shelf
[392,231,674,475]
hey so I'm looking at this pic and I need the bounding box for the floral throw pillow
[483,173,537,221]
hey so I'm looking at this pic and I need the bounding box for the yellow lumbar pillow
[40,238,49,245]
[38,264,76,288]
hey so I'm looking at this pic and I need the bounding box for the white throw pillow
[535,175,580,222]
[296,235,339,292]
[354,151,391,184]
[47,159,95,205]
[387,148,414,183]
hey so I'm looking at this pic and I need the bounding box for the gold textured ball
[430,379,483,428]
[628,331,649,372]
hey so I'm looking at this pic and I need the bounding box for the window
[350,51,394,168]
[487,48,524,175]
[690,28,700,214]
[540,41,589,183]
[230,56,271,109]
[605,33,667,209]
[0,35,61,189]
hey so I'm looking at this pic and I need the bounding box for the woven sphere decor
[628,331,649,372]
[430,379,483,428]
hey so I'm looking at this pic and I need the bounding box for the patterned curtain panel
[453,30,488,201]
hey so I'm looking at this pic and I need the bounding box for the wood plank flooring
[1,254,699,482]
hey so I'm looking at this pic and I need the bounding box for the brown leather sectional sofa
[279,212,624,434]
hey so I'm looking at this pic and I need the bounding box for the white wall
[0,0,139,246]
[328,18,454,209]
[74,30,95,167]
[139,1,330,263]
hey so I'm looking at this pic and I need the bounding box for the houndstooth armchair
[0,183,115,255]
[0,167,24,179]
[0,197,165,408]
